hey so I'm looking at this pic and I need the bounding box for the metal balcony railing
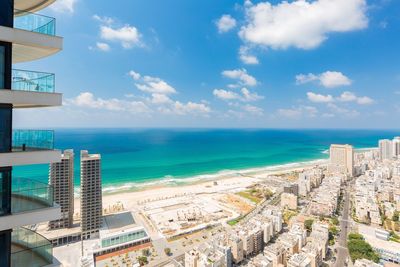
[14,9,56,36]
[11,227,53,267]
[12,129,55,151]
[12,69,55,93]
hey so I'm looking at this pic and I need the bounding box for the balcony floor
[11,194,50,214]
[11,243,48,267]
[12,147,52,152]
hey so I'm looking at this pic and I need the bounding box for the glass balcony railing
[12,69,55,93]
[11,177,54,213]
[11,227,53,267]
[12,130,55,151]
[14,9,56,36]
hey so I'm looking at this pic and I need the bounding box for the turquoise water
[13,129,400,191]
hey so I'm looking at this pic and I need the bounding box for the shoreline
[72,158,330,214]
[72,146,378,198]
[99,158,329,196]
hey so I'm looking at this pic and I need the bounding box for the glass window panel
[0,45,4,88]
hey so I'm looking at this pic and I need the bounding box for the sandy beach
[73,158,328,215]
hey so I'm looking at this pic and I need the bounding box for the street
[334,182,351,267]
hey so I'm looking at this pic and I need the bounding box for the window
[0,107,11,153]
[0,168,11,216]
[0,45,4,88]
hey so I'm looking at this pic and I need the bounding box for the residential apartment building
[379,139,394,160]
[0,0,63,266]
[49,149,74,229]
[328,144,354,176]
[281,192,298,210]
[393,136,400,158]
[185,243,226,267]
[80,150,102,240]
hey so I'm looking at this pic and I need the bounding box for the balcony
[14,10,56,36]
[11,227,54,267]
[0,178,60,232]
[11,177,54,213]
[12,69,55,93]
[14,0,56,14]
[0,130,61,167]
[0,69,62,108]
[0,10,62,63]
[12,129,55,151]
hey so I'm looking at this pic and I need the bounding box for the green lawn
[236,190,263,204]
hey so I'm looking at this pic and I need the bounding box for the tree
[331,217,339,225]
[164,247,171,256]
[263,189,274,199]
[137,256,148,266]
[392,211,399,221]
[347,233,380,263]
[348,233,364,240]
[328,226,338,246]
[329,225,339,236]
[304,219,314,232]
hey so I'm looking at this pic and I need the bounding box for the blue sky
[14,0,400,128]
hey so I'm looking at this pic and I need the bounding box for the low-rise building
[264,243,285,267]
[281,193,298,210]
[185,243,227,267]
[287,253,312,267]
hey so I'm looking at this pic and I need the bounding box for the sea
[13,128,400,194]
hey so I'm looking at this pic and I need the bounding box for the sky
[13,0,400,129]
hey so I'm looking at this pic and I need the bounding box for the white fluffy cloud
[307,92,334,103]
[239,0,368,50]
[307,91,374,105]
[239,46,259,65]
[129,71,176,95]
[96,42,110,52]
[216,14,237,33]
[127,70,211,116]
[136,77,176,95]
[241,88,263,101]
[50,0,77,13]
[128,71,141,81]
[213,88,263,102]
[93,14,114,25]
[171,102,211,115]
[150,93,172,104]
[67,91,211,117]
[296,71,352,88]
[222,68,257,87]
[67,92,150,113]
[213,89,240,101]
[100,25,141,49]
[337,91,374,105]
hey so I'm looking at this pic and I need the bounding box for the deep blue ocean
[13,129,400,192]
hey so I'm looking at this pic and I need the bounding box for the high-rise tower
[0,0,63,266]
[328,144,354,177]
[80,150,102,240]
[393,137,400,158]
[49,149,74,229]
[379,139,393,160]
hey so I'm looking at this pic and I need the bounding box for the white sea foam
[99,158,328,194]
[322,146,377,155]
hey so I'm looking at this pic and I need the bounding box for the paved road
[334,183,351,267]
